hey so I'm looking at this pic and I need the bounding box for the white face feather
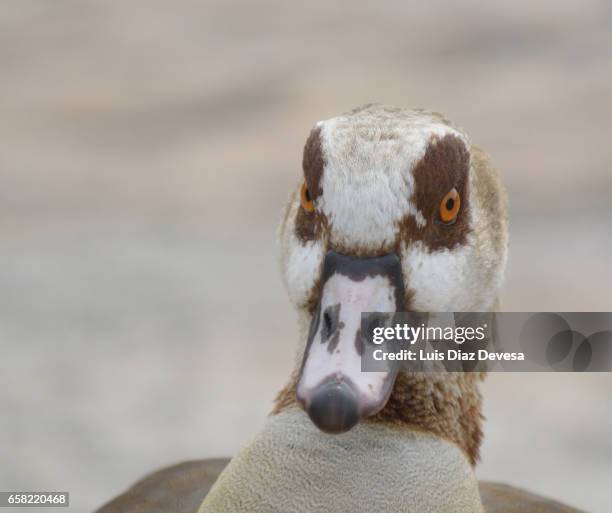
[401,240,493,312]
[279,105,505,316]
[282,235,325,308]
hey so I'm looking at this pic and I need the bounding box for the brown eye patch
[302,126,325,200]
[400,134,471,251]
[295,125,327,243]
[295,199,325,242]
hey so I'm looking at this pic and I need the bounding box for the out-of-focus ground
[1,1,611,512]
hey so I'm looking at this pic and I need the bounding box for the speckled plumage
[199,408,484,513]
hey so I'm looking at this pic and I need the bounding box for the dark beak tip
[305,381,361,434]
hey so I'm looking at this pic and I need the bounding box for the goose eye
[439,187,461,223]
[300,182,315,213]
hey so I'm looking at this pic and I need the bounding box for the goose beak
[296,251,405,434]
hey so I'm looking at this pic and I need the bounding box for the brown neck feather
[272,371,485,466]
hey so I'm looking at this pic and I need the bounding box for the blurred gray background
[1,1,611,512]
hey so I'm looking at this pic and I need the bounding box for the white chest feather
[198,408,483,513]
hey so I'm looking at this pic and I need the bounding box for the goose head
[276,105,508,459]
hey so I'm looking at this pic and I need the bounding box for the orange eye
[300,182,315,213]
[439,188,461,223]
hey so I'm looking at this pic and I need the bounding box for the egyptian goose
[96,105,586,513]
